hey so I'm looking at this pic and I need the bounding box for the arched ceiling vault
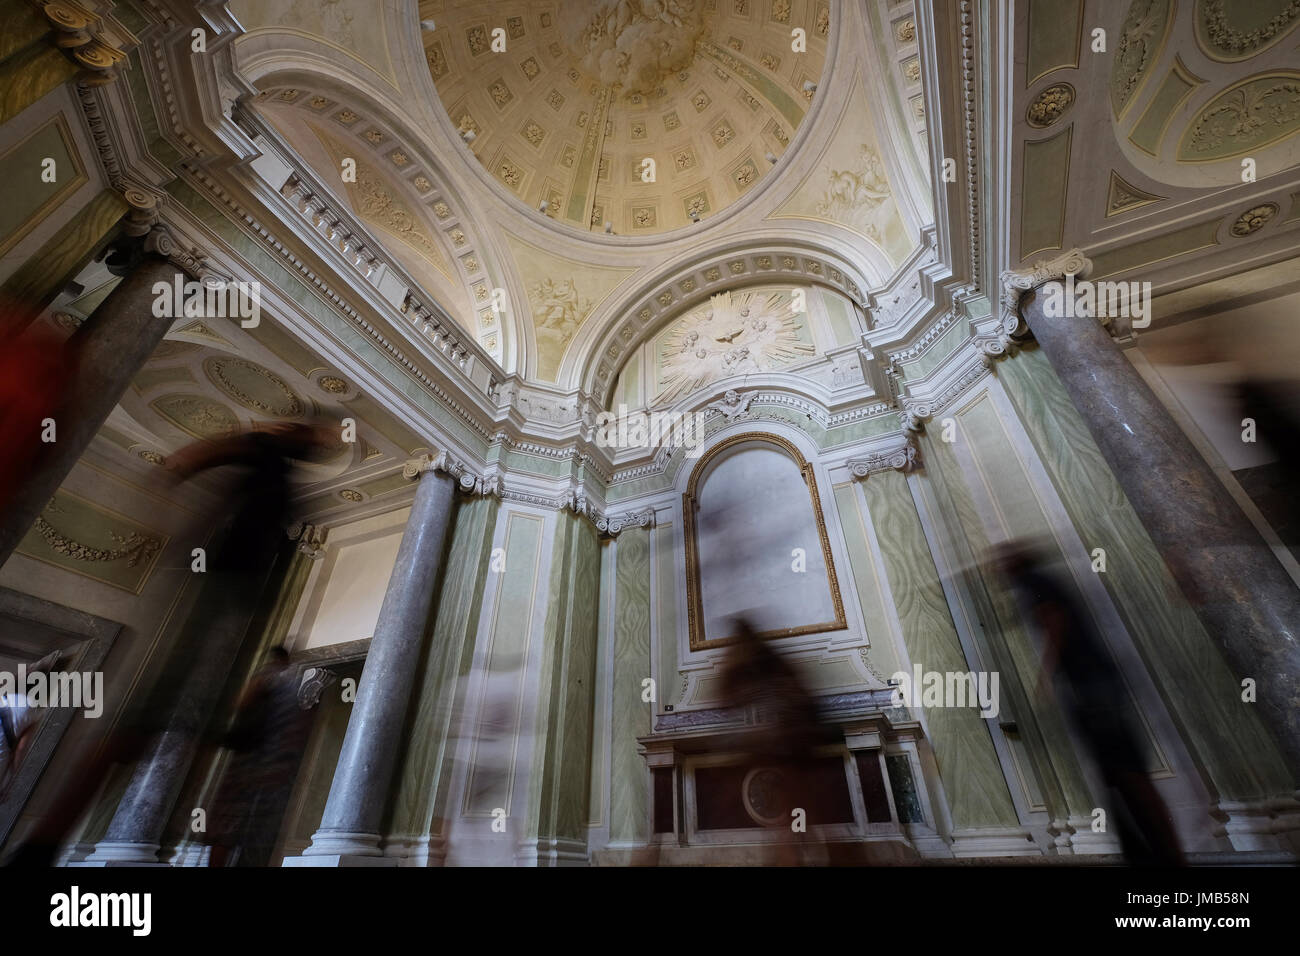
[226,0,934,395]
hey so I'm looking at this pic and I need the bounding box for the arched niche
[683,432,846,651]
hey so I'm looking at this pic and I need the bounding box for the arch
[682,431,848,651]
[226,31,528,374]
[575,231,885,401]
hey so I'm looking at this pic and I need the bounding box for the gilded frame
[683,432,847,651]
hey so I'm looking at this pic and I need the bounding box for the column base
[298,829,387,860]
[282,854,398,867]
[82,841,164,865]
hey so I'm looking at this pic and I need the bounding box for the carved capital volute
[999,248,1093,342]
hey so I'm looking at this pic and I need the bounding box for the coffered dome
[420,0,830,235]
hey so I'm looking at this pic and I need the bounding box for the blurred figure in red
[0,321,80,513]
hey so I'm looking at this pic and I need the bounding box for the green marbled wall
[460,511,545,819]
[831,482,903,679]
[530,510,601,845]
[861,469,1019,829]
[918,405,1098,820]
[609,527,652,844]
[998,348,1292,799]
[388,495,498,838]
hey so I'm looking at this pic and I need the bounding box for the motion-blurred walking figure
[994,543,1184,866]
[719,616,829,864]
[205,646,313,867]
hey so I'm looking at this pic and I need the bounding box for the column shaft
[1022,292,1300,777]
[0,255,178,568]
[303,468,456,858]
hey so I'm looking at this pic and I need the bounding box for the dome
[421,0,830,235]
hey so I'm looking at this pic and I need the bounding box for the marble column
[87,531,285,864]
[1010,253,1300,778]
[294,457,457,864]
[0,229,189,570]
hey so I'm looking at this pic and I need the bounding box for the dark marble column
[1015,266,1300,779]
[87,538,284,864]
[295,458,457,863]
[0,232,186,569]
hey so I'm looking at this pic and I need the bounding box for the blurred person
[718,616,831,865]
[3,422,332,866]
[0,651,62,802]
[0,322,80,514]
[445,657,529,866]
[204,646,313,867]
[992,542,1184,866]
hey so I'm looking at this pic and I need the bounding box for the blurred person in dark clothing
[993,542,1184,866]
[204,646,313,867]
[719,617,831,864]
[3,422,332,866]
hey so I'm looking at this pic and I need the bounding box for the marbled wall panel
[609,528,651,844]
[654,523,680,709]
[862,470,1018,829]
[462,510,543,819]
[831,483,902,679]
[921,409,1097,817]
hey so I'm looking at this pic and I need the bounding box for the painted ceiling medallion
[1178,75,1300,162]
[338,489,364,502]
[317,374,349,394]
[1026,83,1075,128]
[151,394,240,440]
[204,356,305,418]
[1229,202,1278,236]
